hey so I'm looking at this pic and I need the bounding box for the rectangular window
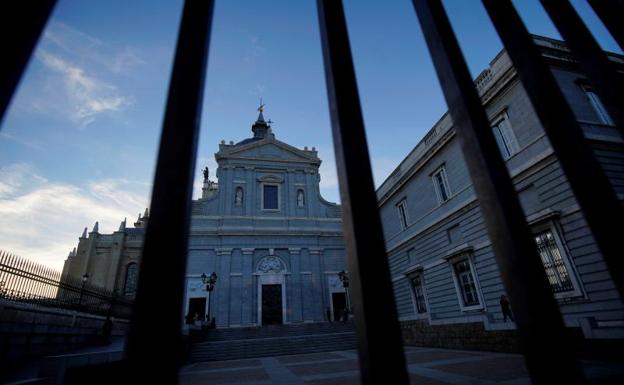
[410,274,427,314]
[432,166,451,204]
[263,184,278,210]
[492,115,519,159]
[534,229,575,294]
[584,87,614,125]
[453,259,480,307]
[397,199,409,230]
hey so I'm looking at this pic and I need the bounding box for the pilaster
[215,247,232,327]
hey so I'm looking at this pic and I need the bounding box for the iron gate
[1,1,622,384]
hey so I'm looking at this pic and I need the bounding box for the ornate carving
[257,255,285,274]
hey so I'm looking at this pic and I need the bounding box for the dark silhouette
[326,307,332,323]
[101,316,113,345]
[209,317,216,329]
[341,308,349,323]
[500,294,514,322]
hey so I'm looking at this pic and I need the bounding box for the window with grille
[432,166,451,204]
[396,199,409,230]
[582,85,614,126]
[262,184,279,210]
[534,229,575,294]
[492,114,520,159]
[453,259,481,308]
[124,263,138,296]
[410,274,427,314]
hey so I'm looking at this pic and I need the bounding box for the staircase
[188,322,356,362]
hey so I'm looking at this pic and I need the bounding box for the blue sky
[0,0,620,270]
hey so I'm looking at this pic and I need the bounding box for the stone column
[309,247,325,321]
[215,247,232,327]
[241,248,255,326]
[288,248,303,322]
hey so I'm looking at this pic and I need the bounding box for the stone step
[201,322,354,342]
[189,330,357,362]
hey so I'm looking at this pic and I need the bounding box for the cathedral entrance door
[261,284,283,325]
[187,297,206,324]
[331,292,346,322]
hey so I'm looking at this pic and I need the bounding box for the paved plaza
[179,346,624,385]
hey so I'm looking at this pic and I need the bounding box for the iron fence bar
[482,0,624,307]
[0,1,57,125]
[410,1,586,384]
[587,0,624,50]
[124,0,214,383]
[540,0,624,132]
[316,0,409,384]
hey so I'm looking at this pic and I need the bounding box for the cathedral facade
[183,111,348,328]
[60,110,349,329]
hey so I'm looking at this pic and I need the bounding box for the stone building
[59,211,148,296]
[60,35,622,349]
[377,35,624,350]
[184,109,348,328]
[60,108,349,328]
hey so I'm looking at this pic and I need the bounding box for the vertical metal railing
[0,250,133,318]
[1,0,623,384]
[316,0,410,383]
[540,0,624,132]
[482,0,624,303]
[587,0,624,50]
[411,1,585,384]
[0,1,57,125]
[122,0,214,383]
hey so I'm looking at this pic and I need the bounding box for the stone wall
[0,300,129,372]
[401,319,521,353]
[400,319,588,353]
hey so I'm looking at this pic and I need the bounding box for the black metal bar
[587,0,624,50]
[0,250,132,317]
[411,1,586,384]
[316,1,409,384]
[483,0,624,313]
[124,0,214,383]
[540,0,624,131]
[0,1,57,125]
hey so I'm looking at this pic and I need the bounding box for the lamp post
[338,270,350,312]
[78,273,89,308]
[201,272,218,326]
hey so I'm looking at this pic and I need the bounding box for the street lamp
[78,273,89,308]
[338,270,351,312]
[201,272,218,326]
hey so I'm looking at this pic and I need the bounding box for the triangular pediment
[218,139,320,165]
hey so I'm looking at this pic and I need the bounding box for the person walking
[500,294,514,322]
[326,307,332,323]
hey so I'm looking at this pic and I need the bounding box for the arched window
[235,187,244,206]
[297,189,305,207]
[124,263,138,296]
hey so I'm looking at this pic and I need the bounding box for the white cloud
[0,131,45,151]
[43,22,144,74]
[0,163,149,270]
[36,49,128,125]
[244,35,265,64]
[11,21,140,126]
